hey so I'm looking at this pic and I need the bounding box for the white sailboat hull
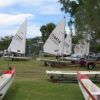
[61,56,80,61]
[77,72,100,100]
[3,56,31,61]
[46,70,100,82]
[10,56,31,61]
[0,68,16,99]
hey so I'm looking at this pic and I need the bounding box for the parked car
[96,53,100,61]
[88,52,96,56]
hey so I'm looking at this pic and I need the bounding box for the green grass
[4,80,84,100]
[0,58,99,100]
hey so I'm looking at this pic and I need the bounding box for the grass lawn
[0,58,100,100]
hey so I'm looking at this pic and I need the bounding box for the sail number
[15,34,23,40]
[50,34,61,46]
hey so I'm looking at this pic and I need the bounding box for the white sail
[74,40,86,57]
[74,35,90,57]
[43,18,66,56]
[8,20,27,54]
[63,33,72,55]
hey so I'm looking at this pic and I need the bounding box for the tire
[87,64,95,70]
[50,76,54,79]
[71,60,75,64]
[51,63,55,68]
[44,62,48,66]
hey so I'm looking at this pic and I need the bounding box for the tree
[59,0,100,39]
[40,23,56,43]
[59,0,80,17]
[0,36,12,50]
[59,0,100,52]
[26,36,43,56]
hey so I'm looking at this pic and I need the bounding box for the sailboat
[4,19,30,61]
[74,38,90,58]
[0,68,16,99]
[43,17,66,56]
[63,34,90,62]
[41,17,73,66]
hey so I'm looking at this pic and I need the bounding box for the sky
[0,0,71,38]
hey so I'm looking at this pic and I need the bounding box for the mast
[85,34,90,56]
[69,20,73,53]
[61,16,66,60]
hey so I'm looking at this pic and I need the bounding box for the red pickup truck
[79,56,100,70]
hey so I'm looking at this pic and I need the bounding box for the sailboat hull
[3,56,31,61]
[46,70,100,82]
[0,68,16,99]
[10,56,31,61]
[77,72,100,100]
[43,59,78,67]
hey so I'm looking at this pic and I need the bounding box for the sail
[43,18,66,56]
[63,33,72,55]
[74,40,86,57]
[74,36,90,57]
[8,20,27,54]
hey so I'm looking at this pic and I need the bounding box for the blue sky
[0,0,71,38]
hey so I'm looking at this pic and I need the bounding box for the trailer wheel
[44,62,48,66]
[50,76,54,79]
[51,63,55,68]
[87,64,95,70]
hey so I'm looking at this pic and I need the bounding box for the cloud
[38,0,62,15]
[0,0,50,7]
[0,0,64,38]
[17,0,61,16]
[0,0,16,7]
[0,0,61,15]
[41,5,61,15]
[0,28,16,37]
[27,24,41,38]
[0,13,34,26]
[16,0,59,7]
[0,13,36,38]
[0,23,41,38]
[0,0,62,16]
[19,0,44,6]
